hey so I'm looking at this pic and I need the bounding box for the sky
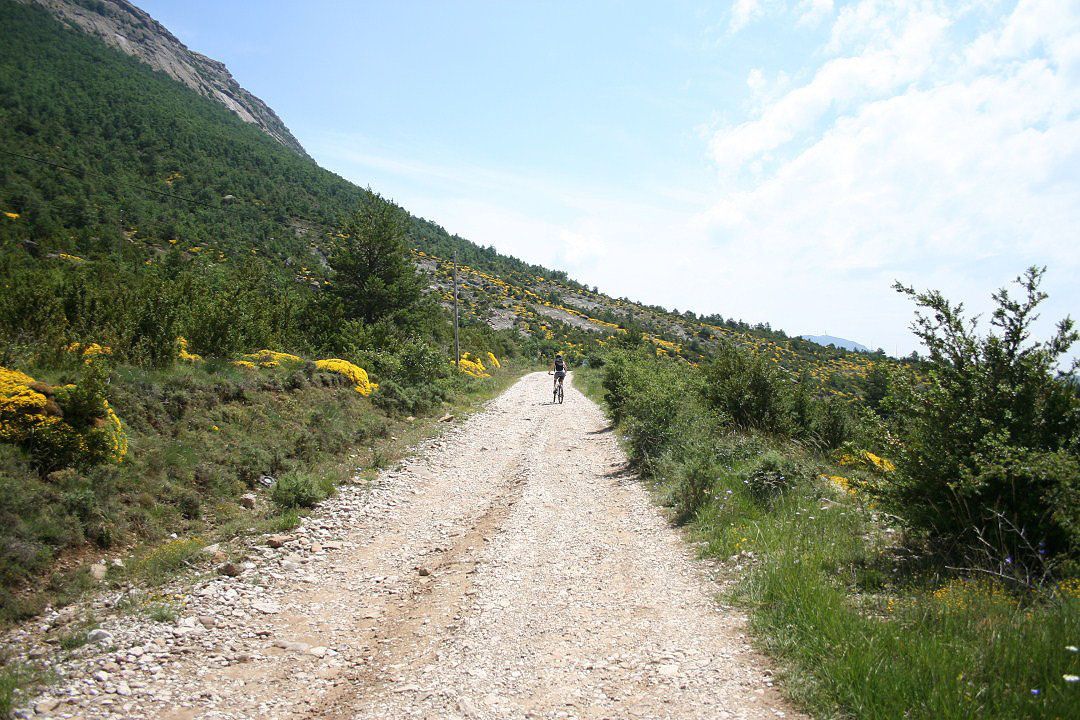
[136,0,1080,357]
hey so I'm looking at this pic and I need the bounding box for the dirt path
[14,372,803,720]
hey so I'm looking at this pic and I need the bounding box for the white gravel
[8,372,804,720]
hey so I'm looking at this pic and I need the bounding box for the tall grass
[577,362,1080,719]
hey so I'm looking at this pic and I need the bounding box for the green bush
[600,349,699,472]
[742,450,809,504]
[882,268,1080,577]
[807,395,856,450]
[270,470,333,509]
[700,342,794,434]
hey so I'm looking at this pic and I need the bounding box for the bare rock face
[25,0,309,158]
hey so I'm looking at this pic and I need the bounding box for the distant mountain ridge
[801,335,870,353]
[24,0,309,157]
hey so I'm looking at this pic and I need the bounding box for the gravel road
[12,372,803,720]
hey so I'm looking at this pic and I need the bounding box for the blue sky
[137,0,1079,357]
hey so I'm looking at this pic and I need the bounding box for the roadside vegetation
[585,268,1079,719]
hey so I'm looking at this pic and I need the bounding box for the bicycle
[549,371,565,404]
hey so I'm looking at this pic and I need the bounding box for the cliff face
[26,0,309,158]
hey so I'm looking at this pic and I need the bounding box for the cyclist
[551,353,567,393]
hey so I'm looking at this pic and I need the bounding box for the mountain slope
[0,0,886,398]
[25,0,309,156]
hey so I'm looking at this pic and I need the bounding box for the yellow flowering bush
[314,358,377,396]
[176,337,202,362]
[0,365,127,470]
[66,342,112,363]
[824,474,858,498]
[838,449,896,473]
[231,359,257,369]
[486,352,501,369]
[243,349,303,368]
[457,353,490,379]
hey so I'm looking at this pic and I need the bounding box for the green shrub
[373,378,449,416]
[130,537,204,586]
[700,342,793,434]
[742,450,809,504]
[270,470,333,509]
[882,268,1080,577]
[807,395,856,450]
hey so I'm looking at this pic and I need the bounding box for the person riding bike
[551,353,567,392]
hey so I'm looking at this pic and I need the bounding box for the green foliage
[0,659,44,717]
[129,537,205,587]
[882,268,1080,576]
[741,450,810,504]
[700,342,794,434]
[600,348,700,473]
[328,201,425,326]
[270,470,333,510]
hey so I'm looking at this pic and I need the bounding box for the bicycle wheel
[558,382,564,404]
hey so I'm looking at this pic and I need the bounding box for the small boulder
[35,698,60,714]
[266,534,292,549]
[87,629,113,645]
[218,563,241,577]
[239,493,257,509]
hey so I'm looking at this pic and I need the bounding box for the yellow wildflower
[176,337,202,362]
[3,211,20,219]
[66,342,112,364]
[932,578,1016,611]
[314,359,377,396]
[457,353,490,379]
[1056,578,1080,600]
[486,352,501,369]
[243,349,302,366]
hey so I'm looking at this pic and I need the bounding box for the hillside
[25,0,309,156]
[0,0,886,399]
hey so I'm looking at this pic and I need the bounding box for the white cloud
[701,0,1080,353]
[711,2,951,173]
[796,0,835,27]
[730,0,765,33]
[311,1,1080,357]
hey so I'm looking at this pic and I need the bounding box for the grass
[0,359,527,625]
[576,366,1080,719]
[0,358,528,715]
[0,660,47,718]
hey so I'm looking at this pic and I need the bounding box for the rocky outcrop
[25,0,309,157]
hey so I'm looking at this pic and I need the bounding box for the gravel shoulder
[9,372,804,720]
